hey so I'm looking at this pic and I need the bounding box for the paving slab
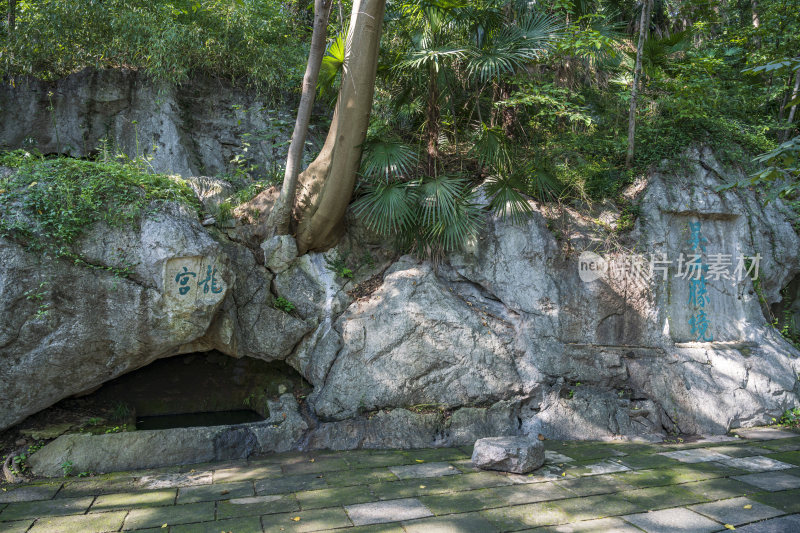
[689,496,783,526]
[506,464,572,484]
[621,507,722,532]
[618,485,708,511]
[763,451,800,466]
[533,516,645,532]
[282,457,349,475]
[417,489,500,515]
[402,448,468,463]
[324,467,397,486]
[544,451,574,464]
[27,510,128,533]
[552,493,642,522]
[659,448,732,463]
[558,474,635,496]
[734,514,800,532]
[262,507,352,532]
[484,481,573,506]
[0,484,61,503]
[735,428,800,440]
[612,465,722,488]
[0,496,94,522]
[755,438,800,453]
[255,472,328,495]
[569,459,630,476]
[122,502,214,530]
[0,519,35,533]
[90,489,177,511]
[217,493,300,518]
[177,480,254,503]
[319,524,405,533]
[733,471,800,491]
[615,453,680,470]
[681,477,756,500]
[172,516,263,533]
[345,498,433,526]
[134,471,213,489]
[340,450,413,468]
[402,511,499,532]
[389,462,460,479]
[57,477,142,498]
[214,463,282,483]
[717,456,794,472]
[480,500,573,530]
[704,445,773,458]
[295,485,373,510]
[750,488,800,513]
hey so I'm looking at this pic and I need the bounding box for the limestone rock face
[308,257,522,421]
[0,69,322,179]
[0,201,307,431]
[298,147,800,444]
[2,144,799,449]
[472,437,544,474]
[0,203,232,430]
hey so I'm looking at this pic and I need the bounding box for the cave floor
[2,428,800,532]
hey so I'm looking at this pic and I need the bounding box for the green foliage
[775,407,800,428]
[354,173,483,258]
[274,297,296,313]
[0,152,198,270]
[1,0,306,97]
[719,136,800,202]
[325,251,355,279]
[110,402,132,422]
[318,32,347,101]
[61,460,74,477]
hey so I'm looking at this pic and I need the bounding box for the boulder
[472,436,544,474]
[308,257,522,421]
[261,234,298,274]
[0,203,233,430]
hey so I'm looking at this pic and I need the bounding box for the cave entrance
[84,351,310,431]
[8,351,310,442]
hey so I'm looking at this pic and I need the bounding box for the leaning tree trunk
[426,63,441,176]
[783,67,800,142]
[294,0,387,254]
[268,0,333,236]
[626,0,653,169]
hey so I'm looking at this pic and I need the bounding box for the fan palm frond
[360,140,419,181]
[396,46,468,73]
[352,180,417,236]
[484,173,534,224]
[471,123,511,171]
[415,174,466,228]
[318,32,346,97]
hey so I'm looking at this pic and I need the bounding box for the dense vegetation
[0,150,198,269]
[1,0,798,253]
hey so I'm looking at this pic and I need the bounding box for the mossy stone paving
[1,427,799,532]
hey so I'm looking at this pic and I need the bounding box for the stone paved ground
[2,428,800,532]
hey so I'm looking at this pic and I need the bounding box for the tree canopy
[2,0,799,254]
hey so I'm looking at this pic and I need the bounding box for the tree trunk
[783,68,800,142]
[267,0,333,237]
[426,63,440,176]
[751,0,760,27]
[626,0,653,169]
[7,0,15,41]
[294,0,387,254]
[500,81,515,138]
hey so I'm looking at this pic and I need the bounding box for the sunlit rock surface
[2,146,799,448]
